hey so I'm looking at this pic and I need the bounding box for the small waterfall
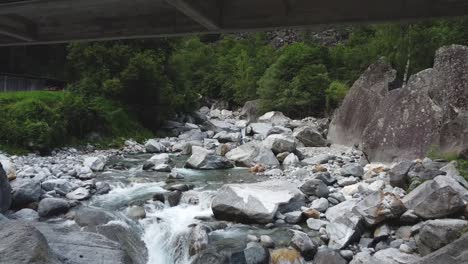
[142,191,215,264]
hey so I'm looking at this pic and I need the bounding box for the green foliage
[326,81,349,112]
[457,159,468,181]
[0,91,151,153]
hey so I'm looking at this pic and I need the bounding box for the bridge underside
[0,0,467,46]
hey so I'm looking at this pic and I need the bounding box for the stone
[354,191,406,226]
[38,198,70,217]
[74,206,114,228]
[302,208,320,219]
[283,153,300,166]
[284,211,303,224]
[407,160,446,181]
[340,163,364,177]
[399,210,419,224]
[267,126,293,136]
[11,208,39,221]
[166,191,182,207]
[313,172,336,185]
[244,242,269,264]
[290,230,317,261]
[66,187,90,200]
[0,156,16,181]
[240,100,261,122]
[415,233,468,264]
[313,247,347,264]
[212,180,306,224]
[185,146,233,170]
[340,250,354,260]
[270,248,303,264]
[0,163,12,213]
[302,154,336,165]
[213,131,241,143]
[83,156,105,171]
[263,134,296,154]
[143,153,171,171]
[145,139,165,153]
[299,179,329,197]
[95,182,111,195]
[402,175,467,219]
[260,235,275,248]
[10,178,42,208]
[0,221,59,264]
[349,252,377,264]
[41,179,78,195]
[373,248,420,264]
[293,126,327,147]
[389,160,414,188]
[189,224,209,256]
[226,142,279,167]
[125,205,146,220]
[328,59,395,148]
[258,111,291,126]
[416,219,468,256]
[326,199,364,249]
[192,250,227,264]
[307,219,329,231]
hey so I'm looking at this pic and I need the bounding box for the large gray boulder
[0,221,60,264]
[313,248,347,264]
[354,191,406,226]
[0,162,12,213]
[83,156,106,172]
[326,199,364,249]
[142,153,172,171]
[145,139,165,153]
[328,59,395,147]
[185,146,233,170]
[416,219,468,256]
[0,155,16,180]
[10,178,42,208]
[299,179,329,198]
[402,175,468,219]
[262,134,296,154]
[38,198,70,217]
[41,179,79,194]
[240,100,261,122]
[415,232,468,264]
[211,180,306,224]
[293,126,327,147]
[257,111,291,126]
[225,142,279,167]
[373,248,420,264]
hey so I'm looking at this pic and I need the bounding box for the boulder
[266,126,293,136]
[66,187,90,200]
[270,248,303,264]
[402,175,468,219]
[373,248,420,264]
[354,191,406,226]
[302,154,335,165]
[11,208,39,221]
[192,250,227,264]
[225,142,279,167]
[299,179,329,198]
[41,179,78,195]
[10,178,42,208]
[185,146,233,170]
[74,206,115,228]
[293,126,327,147]
[188,224,209,256]
[326,199,364,249]
[258,111,291,126]
[262,134,296,154]
[83,156,106,171]
[240,100,261,122]
[0,163,12,213]
[38,198,70,217]
[125,205,146,220]
[328,59,395,147]
[283,153,299,166]
[416,219,468,256]
[212,180,306,224]
[143,153,171,171]
[389,160,414,188]
[244,242,269,264]
[407,160,446,181]
[249,123,273,138]
[0,156,16,180]
[145,139,165,153]
[0,221,59,264]
[289,230,317,261]
[313,248,347,264]
[415,233,468,264]
[213,131,241,143]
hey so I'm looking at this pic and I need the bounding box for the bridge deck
[0,0,467,46]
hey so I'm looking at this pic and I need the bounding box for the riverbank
[1,103,468,264]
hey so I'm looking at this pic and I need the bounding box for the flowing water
[85,153,268,264]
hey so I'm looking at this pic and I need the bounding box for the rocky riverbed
[1,103,467,264]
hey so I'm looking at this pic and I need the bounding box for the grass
[0,91,152,154]
[427,145,468,181]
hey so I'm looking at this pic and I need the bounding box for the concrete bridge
[0,0,467,46]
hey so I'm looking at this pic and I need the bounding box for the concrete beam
[0,15,36,42]
[165,0,221,30]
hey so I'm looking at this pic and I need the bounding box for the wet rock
[293,126,327,147]
[0,221,59,264]
[290,230,317,261]
[263,134,296,154]
[166,191,182,207]
[416,219,468,256]
[145,139,165,153]
[299,179,329,198]
[11,178,42,208]
[402,175,467,219]
[313,247,347,264]
[326,199,364,249]
[95,182,111,195]
[226,142,279,167]
[83,156,105,171]
[260,235,275,248]
[11,208,39,221]
[189,224,209,256]
[66,187,90,200]
[192,250,227,264]
[244,242,269,264]
[0,163,12,213]
[185,146,233,170]
[415,233,468,264]
[355,191,406,226]
[143,153,171,171]
[212,180,306,224]
[125,205,146,220]
[38,198,70,217]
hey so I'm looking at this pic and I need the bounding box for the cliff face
[328,45,468,162]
